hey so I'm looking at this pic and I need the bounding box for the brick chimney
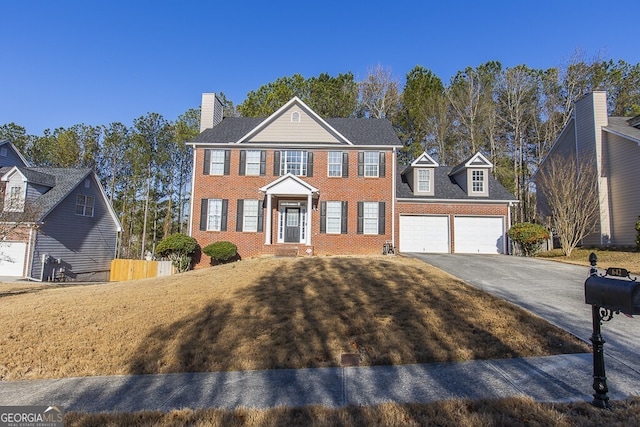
[200,93,224,133]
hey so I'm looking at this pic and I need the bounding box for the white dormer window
[4,185,25,211]
[417,169,431,192]
[472,170,484,193]
[291,111,301,123]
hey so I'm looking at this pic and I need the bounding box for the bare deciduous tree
[358,64,400,119]
[536,154,600,256]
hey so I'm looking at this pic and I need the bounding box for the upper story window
[417,169,431,192]
[364,152,379,177]
[209,150,226,175]
[328,151,343,177]
[5,185,25,211]
[76,194,95,217]
[245,150,262,176]
[291,111,301,122]
[472,170,484,193]
[281,150,308,176]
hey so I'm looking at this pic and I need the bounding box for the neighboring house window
[236,199,263,232]
[417,169,431,192]
[204,149,230,175]
[328,152,342,177]
[76,194,95,217]
[357,202,385,235]
[199,198,228,231]
[472,170,484,192]
[5,186,24,211]
[291,111,301,122]
[280,150,308,176]
[320,201,348,234]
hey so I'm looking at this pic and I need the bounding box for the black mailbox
[585,274,640,316]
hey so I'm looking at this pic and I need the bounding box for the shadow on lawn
[125,257,580,376]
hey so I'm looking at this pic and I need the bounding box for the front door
[284,208,300,243]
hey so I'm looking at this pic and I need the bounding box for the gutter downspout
[187,147,198,236]
[392,147,396,249]
[24,226,34,279]
[507,202,513,255]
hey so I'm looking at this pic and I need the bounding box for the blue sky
[1,0,637,135]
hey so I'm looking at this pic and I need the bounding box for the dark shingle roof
[191,116,402,146]
[396,166,517,201]
[605,117,640,142]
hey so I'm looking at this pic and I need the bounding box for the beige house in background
[536,91,640,247]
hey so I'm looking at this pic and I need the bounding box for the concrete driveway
[409,254,640,374]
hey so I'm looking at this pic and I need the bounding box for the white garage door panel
[454,217,504,254]
[400,216,449,253]
[0,242,26,277]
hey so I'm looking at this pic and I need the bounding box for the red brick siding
[191,148,395,267]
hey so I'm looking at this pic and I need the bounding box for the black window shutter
[224,150,231,175]
[320,201,326,234]
[379,152,386,177]
[221,199,228,231]
[203,150,211,175]
[257,200,264,232]
[273,151,281,175]
[199,199,209,230]
[236,199,244,231]
[357,202,363,234]
[239,150,246,176]
[378,202,385,234]
[307,152,313,177]
[342,152,349,177]
[260,150,266,176]
[341,201,348,234]
[358,152,364,176]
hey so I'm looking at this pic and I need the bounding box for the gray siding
[26,182,50,202]
[605,133,640,246]
[30,175,118,281]
[0,144,27,167]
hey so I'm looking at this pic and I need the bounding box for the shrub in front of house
[508,222,550,257]
[202,241,238,264]
[155,233,199,273]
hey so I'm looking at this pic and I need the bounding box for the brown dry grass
[0,256,588,381]
[65,396,640,427]
[537,248,640,274]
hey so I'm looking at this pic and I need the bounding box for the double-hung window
[245,150,261,176]
[472,170,484,193]
[417,169,431,192]
[76,194,95,217]
[242,200,259,232]
[281,150,307,176]
[363,202,379,234]
[207,199,223,231]
[364,152,379,177]
[328,151,342,177]
[326,201,342,234]
[209,150,225,175]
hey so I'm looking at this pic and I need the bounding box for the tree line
[2,52,639,259]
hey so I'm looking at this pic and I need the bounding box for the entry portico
[260,173,319,246]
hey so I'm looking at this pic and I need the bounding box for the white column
[306,193,312,245]
[265,193,272,245]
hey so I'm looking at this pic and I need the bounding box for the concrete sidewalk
[1,353,638,413]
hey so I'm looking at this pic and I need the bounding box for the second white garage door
[0,242,26,277]
[399,215,449,253]
[454,216,505,254]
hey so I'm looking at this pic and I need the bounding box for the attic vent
[627,115,640,129]
[84,179,90,188]
[291,111,301,123]
[0,148,6,157]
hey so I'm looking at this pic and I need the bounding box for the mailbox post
[584,252,640,409]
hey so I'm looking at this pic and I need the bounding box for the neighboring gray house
[536,91,640,247]
[0,139,29,168]
[0,161,121,281]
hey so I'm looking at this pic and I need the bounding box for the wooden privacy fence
[110,259,174,281]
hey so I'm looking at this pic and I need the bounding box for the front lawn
[0,256,588,381]
[537,248,640,275]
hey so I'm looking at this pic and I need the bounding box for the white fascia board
[396,198,519,204]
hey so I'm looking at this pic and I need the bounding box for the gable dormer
[449,152,492,197]
[1,166,55,212]
[402,152,439,196]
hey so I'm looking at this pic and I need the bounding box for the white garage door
[399,215,449,253]
[454,216,505,254]
[0,242,26,277]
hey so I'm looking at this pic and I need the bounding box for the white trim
[397,198,518,204]
[188,148,197,236]
[464,152,493,168]
[410,152,439,167]
[259,173,319,195]
[603,127,640,145]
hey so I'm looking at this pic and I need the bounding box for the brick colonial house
[188,94,517,266]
